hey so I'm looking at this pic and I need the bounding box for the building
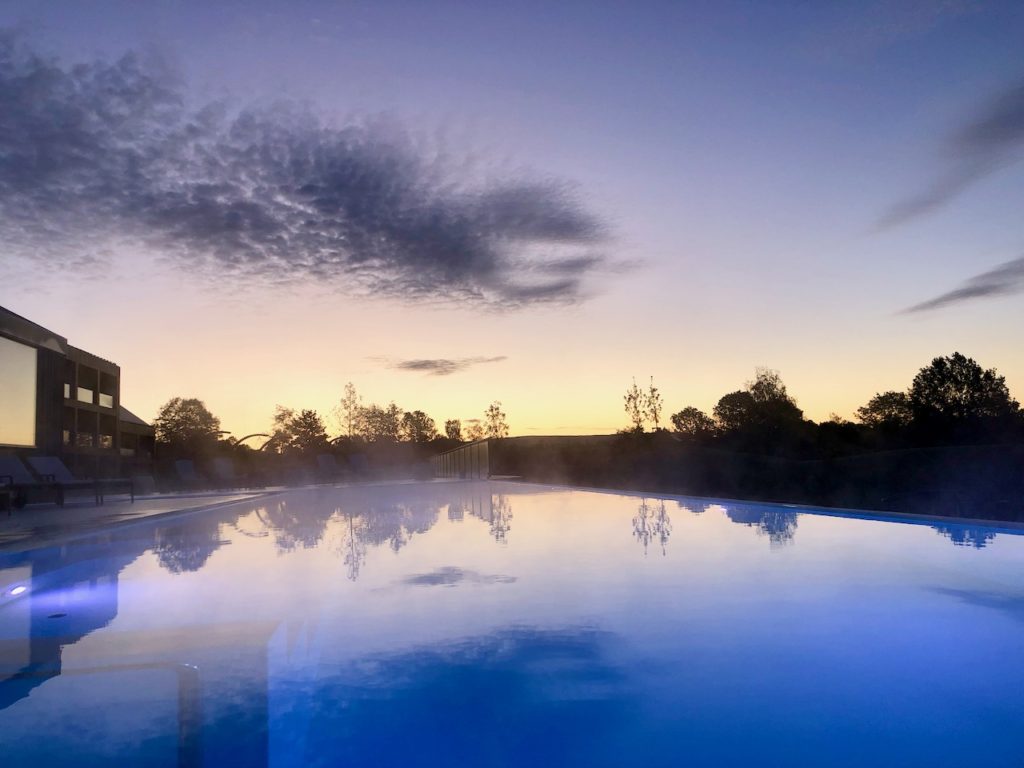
[0,305,154,478]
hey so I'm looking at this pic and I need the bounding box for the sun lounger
[26,456,134,504]
[0,455,78,507]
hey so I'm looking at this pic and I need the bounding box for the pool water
[1,481,1022,767]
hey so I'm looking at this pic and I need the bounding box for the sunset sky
[2,1,1023,437]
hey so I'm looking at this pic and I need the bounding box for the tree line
[625,352,1022,456]
[152,382,510,459]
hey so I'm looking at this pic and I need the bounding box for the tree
[746,367,804,423]
[909,353,1019,423]
[266,406,328,453]
[153,397,221,454]
[671,406,716,438]
[484,401,509,439]
[401,410,438,443]
[465,420,485,442]
[445,419,463,441]
[856,391,912,428]
[623,378,645,433]
[336,382,362,437]
[645,376,663,431]
[359,402,403,442]
[713,390,757,432]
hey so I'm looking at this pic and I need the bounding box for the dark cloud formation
[392,356,507,376]
[879,77,1024,228]
[0,34,609,306]
[904,255,1024,313]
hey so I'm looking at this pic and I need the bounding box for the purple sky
[2,1,1023,436]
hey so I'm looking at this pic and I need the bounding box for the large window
[0,336,37,447]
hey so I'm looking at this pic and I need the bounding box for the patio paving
[0,491,274,552]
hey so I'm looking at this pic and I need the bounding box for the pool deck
[0,491,272,553]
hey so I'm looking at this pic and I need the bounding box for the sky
[1,0,1023,437]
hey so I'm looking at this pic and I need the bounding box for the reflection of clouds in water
[930,587,1024,623]
[326,626,636,765]
[633,499,671,556]
[401,567,517,587]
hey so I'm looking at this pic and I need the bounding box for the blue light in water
[9,585,27,596]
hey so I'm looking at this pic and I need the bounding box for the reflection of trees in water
[328,501,442,581]
[258,498,336,553]
[932,525,998,549]
[633,498,671,556]
[724,504,799,547]
[477,494,512,543]
[334,511,370,581]
[153,515,229,573]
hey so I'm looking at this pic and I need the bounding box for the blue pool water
[1,481,1022,767]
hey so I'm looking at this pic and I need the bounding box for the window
[98,393,114,408]
[63,429,73,446]
[64,383,71,399]
[76,432,94,448]
[0,336,37,447]
[77,387,94,404]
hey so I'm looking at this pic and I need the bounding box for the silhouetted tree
[445,419,463,441]
[401,410,438,442]
[713,390,757,432]
[909,353,1019,424]
[336,381,362,437]
[359,402,403,442]
[623,378,645,433]
[153,397,221,456]
[746,367,804,422]
[856,391,913,428]
[465,420,485,442]
[266,407,329,453]
[645,376,663,431]
[671,406,716,438]
[484,401,509,438]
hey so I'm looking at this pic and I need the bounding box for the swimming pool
[1,481,1022,767]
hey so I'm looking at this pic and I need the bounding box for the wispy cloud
[879,77,1024,228]
[903,255,1024,313]
[390,356,507,376]
[0,33,611,307]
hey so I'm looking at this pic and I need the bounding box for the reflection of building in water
[633,499,672,556]
[723,504,799,547]
[0,538,140,710]
[932,524,998,549]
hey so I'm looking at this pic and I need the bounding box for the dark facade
[0,306,154,478]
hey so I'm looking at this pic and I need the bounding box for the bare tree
[335,382,362,438]
[623,378,645,433]
[645,376,663,431]
[484,401,509,438]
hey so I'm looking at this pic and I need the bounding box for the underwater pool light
[9,585,27,596]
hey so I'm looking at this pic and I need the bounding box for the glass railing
[98,393,114,408]
[77,387,94,404]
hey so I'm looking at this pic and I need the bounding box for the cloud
[903,255,1024,313]
[878,77,1024,228]
[0,33,611,307]
[391,356,507,376]
[400,566,516,587]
